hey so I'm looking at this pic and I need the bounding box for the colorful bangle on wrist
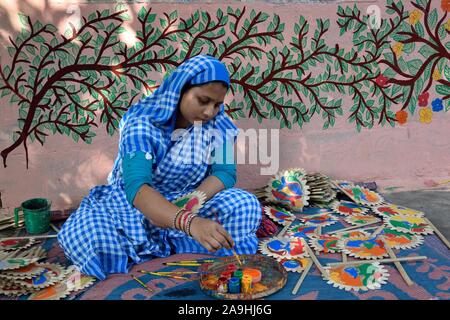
[185,214,198,237]
[172,208,186,229]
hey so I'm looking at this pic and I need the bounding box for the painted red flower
[375,75,389,87]
[418,92,429,107]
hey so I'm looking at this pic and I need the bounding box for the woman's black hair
[180,81,228,97]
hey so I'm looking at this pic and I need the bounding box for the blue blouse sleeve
[122,151,154,207]
[210,140,236,189]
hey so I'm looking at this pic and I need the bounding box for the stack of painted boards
[0,237,96,299]
[258,168,450,293]
[0,210,23,231]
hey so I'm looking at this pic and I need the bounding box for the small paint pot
[227,277,240,294]
[233,270,243,279]
[241,274,253,294]
[226,264,238,272]
[220,270,233,279]
[242,268,262,284]
[216,277,228,293]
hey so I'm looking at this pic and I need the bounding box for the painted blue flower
[431,98,443,112]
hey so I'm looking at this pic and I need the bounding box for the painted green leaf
[406,59,422,75]
[415,22,425,38]
[88,12,97,22]
[444,65,450,81]
[18,13,28,27]
[428,8,438,30]
[0,88,11,98]
[418,45,436,58]
[436,85,450,96]
[34,35,45,43]
[7,46,15,57]
[137,6,147,22]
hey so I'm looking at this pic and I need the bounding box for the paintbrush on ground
[211,208,242,266]
[131,275,153,292]
[140,270,191,280]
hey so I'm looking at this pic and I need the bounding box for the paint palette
[373,204,424,219]
[324,262,389,291]
[265,168,310,211]
[331,201,369,216]
[199,254,287,300]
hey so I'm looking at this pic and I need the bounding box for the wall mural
[0,0,448,168]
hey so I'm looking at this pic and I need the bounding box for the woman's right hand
[189,217,235,252]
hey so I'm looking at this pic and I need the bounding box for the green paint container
[14,198,52,234]
[233,270,243,280]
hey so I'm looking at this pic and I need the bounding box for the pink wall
[0,0,449,211]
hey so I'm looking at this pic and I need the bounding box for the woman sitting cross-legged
[57,55,262,280]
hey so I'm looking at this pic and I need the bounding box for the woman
[57,55,262,280]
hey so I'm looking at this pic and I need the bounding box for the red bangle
[172,208,186,229]
[186,215,198,237]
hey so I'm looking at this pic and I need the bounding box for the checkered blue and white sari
[57,55,262,280]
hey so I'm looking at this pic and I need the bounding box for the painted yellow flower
[446,19,450,32]
[392,42,404,57]
[433,69,441,81]
[419,107,433,124]
[409,10,422,25]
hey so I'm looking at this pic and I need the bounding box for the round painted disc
[384,215,433,235]
[259,237,307,259]
[278,258,310,273]
[298,213,338,227]
[373,204,424,218]
[325,262,389,291]
[331,201,369,216]
[286,224,318,238]
[308,234,340,253]
[0,258,38,271]
[340,186,384,206]
[344,214,380,226]
[380,227,424,250]
[266,169,310,211]
[263,205,295,226]
[0,238,34,251]
[339,236,389,260]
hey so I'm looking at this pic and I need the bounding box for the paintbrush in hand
[211,208,242,266]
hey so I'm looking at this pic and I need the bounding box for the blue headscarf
[115,55,238,166]
[120,55,234,130]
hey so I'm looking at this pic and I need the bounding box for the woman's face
[178,82,227,126]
